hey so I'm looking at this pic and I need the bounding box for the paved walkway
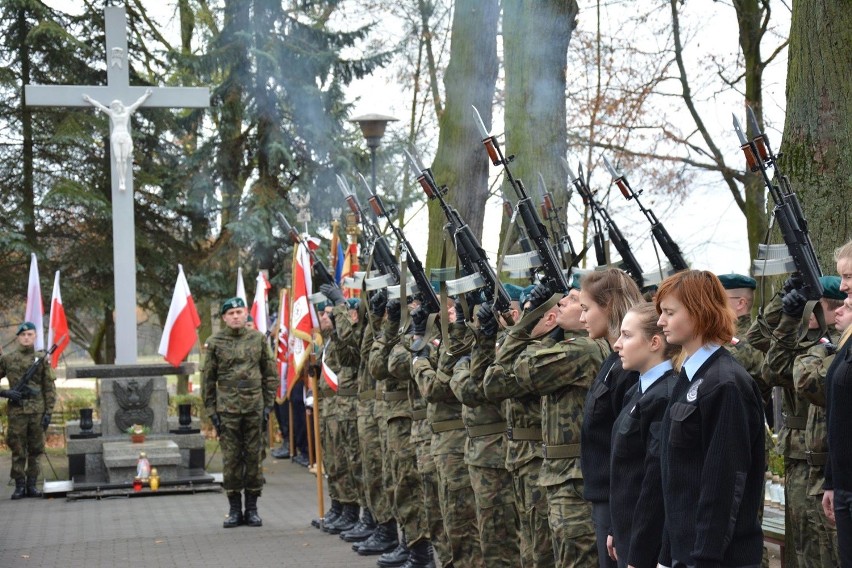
[0,455,379,568]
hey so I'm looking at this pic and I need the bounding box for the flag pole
[310,357,324,518]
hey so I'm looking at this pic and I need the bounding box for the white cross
[25,6,209,364]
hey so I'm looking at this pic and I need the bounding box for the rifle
[336,175,401,284]
[733,107,823,300]
[602,155,689,272]
[535,172,582,270]
[563,158,645,288]
[10,341,61,406]
[405,149,515,323]
[356,174,441,314]
[471,105,571,293]
[275,212,335,286]
[499,188,535,283]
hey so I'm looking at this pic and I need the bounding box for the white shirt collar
[682,343,721,381]
[639,360,673,393]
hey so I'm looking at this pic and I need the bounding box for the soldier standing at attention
[0,322,56,499]
[204,297,277,528]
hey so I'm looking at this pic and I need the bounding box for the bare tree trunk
[425,0,499,269]
[778,0,852,266]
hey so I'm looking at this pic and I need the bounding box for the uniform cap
[570,273,582,291]
[16,322,36,335]
[346,298,361,310]
[220,296,246,315]
[820,276,847,300]
[503,283,525,302]
[717,273,757,290]
[518,285,537,306]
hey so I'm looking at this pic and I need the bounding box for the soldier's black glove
[262,406,272,430]
[320,283,345,307]
[781,287,808,317]
[210,413,222,437]
[0,389,22,403]
[370,289,387,316]
[412,341,431,360]
[782,274,804,295]
[387,299,401,323]
[453,298,465,324]
[411,306,429,336]
[41,414,51,431]
[526,283,552,312]
[477,304,499,338]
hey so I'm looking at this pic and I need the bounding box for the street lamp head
[351,113,398,149]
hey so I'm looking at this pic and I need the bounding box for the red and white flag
[321,346,338,392]
[287,241,318,396]
[276,288,290,401]
[47,271,70,368]
[236,267,247,305]
[158,265,201,367]
[24,253,45,350]
[250,271,271,334]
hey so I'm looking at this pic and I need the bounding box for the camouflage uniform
[727,315,771,407]
[450,330,521,567]
[327,303,363,507]
[412,321,483,567]
[513,330,606,567]
[203,326,277,496]
[0,344,56,482]
[368,319,398,530]
[372,320,429,547]
[484,329,555,568]
[358,312,392,523]
[793,339,840,567]
[317,329,340,502]
[764,311,829,568]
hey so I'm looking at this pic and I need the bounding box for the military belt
[218,379,262,389]
[784,416,807,430]
[806,451,828,467]
[358,390,376,401]
[337,387,358,397]
[411,409,428,421]
[430,419,465,434]
[787,450,807,461]
[383,391,408,402]
[542,443,581,459]
[506,427,542,441]
[466,422,506,438]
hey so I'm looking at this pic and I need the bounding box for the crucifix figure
[25,6,209,364]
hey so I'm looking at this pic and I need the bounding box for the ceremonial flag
[342,240,359,298]
[47,271,70,368]
[250,271,271,334]
[236,267,247,304]
[24,253,45,350]
[158,265,201,367]
[287,241,318,396]
[276,288,290,401]
[321,347,338,392]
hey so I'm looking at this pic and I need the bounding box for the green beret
[570,273,582,290]
[16,322,36,335]
[314,301,328,312]
[519,285,537,306]
[346,298,361,310]
[820,276,846,300]
[503,283,525,302]
[717,273,756,290]
[220,297,246,315]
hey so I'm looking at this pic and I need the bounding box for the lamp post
[351,113,398,191]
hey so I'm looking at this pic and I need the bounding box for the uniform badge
[686,378,703,402]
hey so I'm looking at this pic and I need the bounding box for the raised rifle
[499,188,535,283]
[405,149,515,323]
[562,158,645,288]
[275,212,335,286]
[535,172,583,270]
[602,155,689,272]
[336,175,401,283]
[356,173,440,314]
[9,341,61,406]
[733,107,823,300]
[471,105,571,293]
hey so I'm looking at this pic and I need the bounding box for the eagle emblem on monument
[114,379,155,432]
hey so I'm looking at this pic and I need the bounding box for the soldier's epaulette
[533,345,569,358]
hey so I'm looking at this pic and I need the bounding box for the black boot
[223,493,243,528]
[25,477,42,498]
[312,499,342,529]
[399,539,434,568]
[354,519,398,555]
[244,492,262,527]
[10,479,25,500]
[376,533,409,567]
[323,503,358,534]
[341,508,377,542]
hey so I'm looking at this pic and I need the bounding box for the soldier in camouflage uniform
[764,276,845,567]
[411,301,484,567]
[483,290,562,568]
[203,297,277,528]
[319,284,364,534]
[514,286,605,567]
[450,299,521,567]
[0,322,56,499]
[790,297,852,567]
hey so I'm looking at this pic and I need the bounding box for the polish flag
[236,267,247,304]
[24,253,45,350]
[158,265,201,367]
[276,289,290,400]
[321,347,338,392]
[47,271,70,368]
[250,271,271,334]
[287,241,318,396]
